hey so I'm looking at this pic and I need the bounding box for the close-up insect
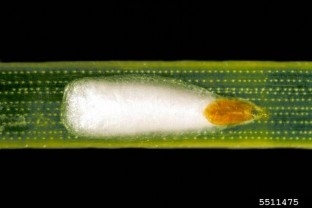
[2,3,312,206]
[0,61,311,148]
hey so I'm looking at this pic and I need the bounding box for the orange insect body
[204,99,262,126]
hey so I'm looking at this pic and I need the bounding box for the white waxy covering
[62,77,217,137]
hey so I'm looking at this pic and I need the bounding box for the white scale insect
[61,76,266,137]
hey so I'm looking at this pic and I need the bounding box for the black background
[1,2,312,207]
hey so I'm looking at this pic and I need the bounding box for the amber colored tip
[204,99,269,126]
